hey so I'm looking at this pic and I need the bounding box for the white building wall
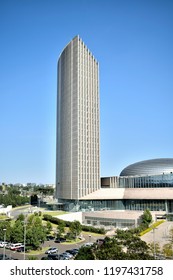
[56,212,83,223]
[56,36,100,200]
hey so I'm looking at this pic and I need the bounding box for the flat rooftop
[80,187,173,200]
[82,210,166,220]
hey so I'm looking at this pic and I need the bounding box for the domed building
[120,158,173,177]
[56,158,173,229]
[119,158,173,189]
[60,158,173,213]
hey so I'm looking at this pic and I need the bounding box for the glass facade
[118,173,173,188]
[84,216,136,229]
[58,198,173,212]
[57,172,173,213]
[124,200,166,211]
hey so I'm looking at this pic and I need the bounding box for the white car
[0,242,8,248]
[10,243,23,251]
[45,247,58,254]
[5,243,12,249]
[82,242,94,247]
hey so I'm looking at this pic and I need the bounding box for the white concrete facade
[56,36,100,200]
[56,212,83,224]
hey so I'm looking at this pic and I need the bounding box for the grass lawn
[42,210,68,216]
[63,238,84,245]
[0,214,8,220]
[81,231,105,237]
[26,246,50,255]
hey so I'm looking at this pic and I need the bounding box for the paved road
[10,205,35,219]
[0,241,81,260]
[0,233,101,260]
[141,221,173,248]
[3,206,103,260]
[6,208,173,259]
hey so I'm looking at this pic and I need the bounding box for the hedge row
[43,214,105,234]
[139,220,165,236]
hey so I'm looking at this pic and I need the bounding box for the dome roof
[120,158,173,177]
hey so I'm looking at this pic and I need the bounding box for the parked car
[54,237,66,243]
[96,238,105,245]
[65,249,79,256]
[6,243,12,249]
[71,248,79,254]
[47,254,60,260]
[17,246,25,252]
[45,247,58,254]
[10,243,23,251]
[82,242,94,247]
[46,235,55,241]
[59,255,69,260]
[0,242,8,248]
[59,252,73,260]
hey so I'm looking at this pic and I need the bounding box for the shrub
[42,214,106,234]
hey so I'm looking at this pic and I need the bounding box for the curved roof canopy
[120,158,173,177]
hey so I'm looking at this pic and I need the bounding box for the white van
[10,243,23,251]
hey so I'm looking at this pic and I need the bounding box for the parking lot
[2,220,172,260]
[0,233,102,260]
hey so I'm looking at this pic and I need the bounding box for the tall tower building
[56,36,100,206]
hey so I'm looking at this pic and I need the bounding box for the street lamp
[23,216,27,260]
[152,227,158,259]
[3,228,6,260]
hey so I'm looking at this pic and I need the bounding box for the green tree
[16,213,25,222]
[162,243,173,258]
[56,220,65,238]
[115,228,135,243]
[26,214,46,249]
[95,237,126,260]
[0,193,29,207]
[75,233,153,260]
[69,220,82,240]
[0,221,11,242]
[46,221,52,234]
[11,220,24,243]
[75,246,95,260]
[140,209,152,228]
[126,237,152,259]
[8,186,20,196]
[115,229,153,260]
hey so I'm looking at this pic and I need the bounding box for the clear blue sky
[0,0,173,184]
